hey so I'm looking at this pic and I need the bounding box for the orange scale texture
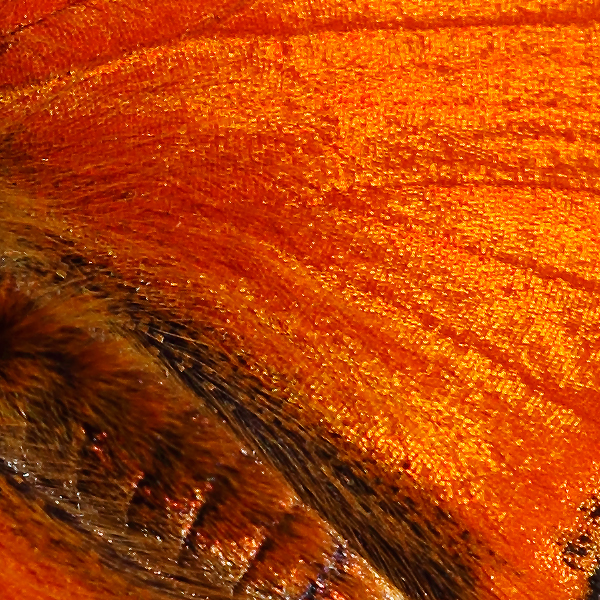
[2,2,600,600]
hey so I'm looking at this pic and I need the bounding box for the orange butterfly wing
[2,2,600,599]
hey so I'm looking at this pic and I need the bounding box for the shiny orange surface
[1,1,600,599]
[0,0,72,35]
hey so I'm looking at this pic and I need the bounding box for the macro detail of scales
[1,0,600,599]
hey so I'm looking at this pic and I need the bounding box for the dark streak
[298,545,347,600]
[589,565,600,600]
